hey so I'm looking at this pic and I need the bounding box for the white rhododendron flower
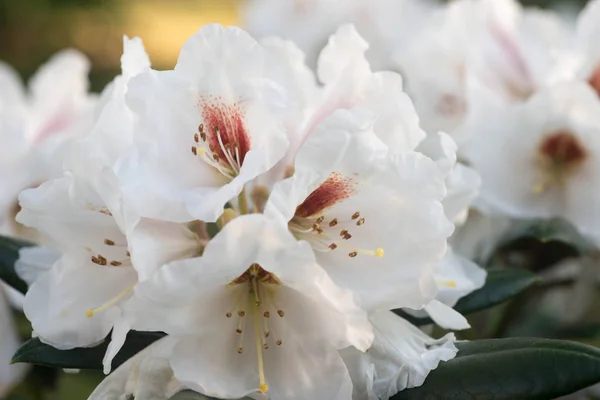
[464,83,600,244]
[1,14,501,400]
[396,0,570,138]
[116,24,289,223]
[119,214,373,399]
[265,109,452,311]
[0,50,96,237]
[14,38,200,351]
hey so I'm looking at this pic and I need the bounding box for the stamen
[329,218,338,227]
[110,261,122,266]
[352,212,360,220]
[316,216,324,224]
[356,217,365,226]
[104,239,115,246]
[194,133,199,143]
[349,251,358,258]
[86,283,135,317]
[252,290,268,393]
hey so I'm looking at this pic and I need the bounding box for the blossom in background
[396,0,571,140]
[0,50,96,239]
[242,0,437,71]
[463,83,600,245]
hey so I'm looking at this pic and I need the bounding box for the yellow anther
[197,147,206,156]
[443,280,457,287]
[375,248,384,258]
[260,384,269,393]
[85,309,93,318]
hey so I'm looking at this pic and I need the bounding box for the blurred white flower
[397,0,571,138]
[0,50,96,238]
[464,83,600,244]
[242,0,437,71]
[115,24,289,223]
[119,214,372,400]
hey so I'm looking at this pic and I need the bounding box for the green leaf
[498,217,591,253]
[393,268,538,326]
[489,217,593,272]
[392,338,600,399]
[0,235,34,294]
[11,331,164,370]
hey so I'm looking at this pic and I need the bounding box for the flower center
[533,130,587,192]
[227,263,284,394]
[85,238,134,318]
[190,100,251,180]
[290,173,383,258]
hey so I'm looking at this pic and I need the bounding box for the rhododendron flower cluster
[4,0,600,398]
[5,22,484,400]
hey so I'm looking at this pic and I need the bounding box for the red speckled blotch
[539,130,587,166]
[200,98,251,164]
[295,173,355,218]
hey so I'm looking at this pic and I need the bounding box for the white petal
[23,250,137,349]
[343,311,457,400]
[424,299,470,330]
[90,336,184,400]
[128,219,199,282]
[317,24,370,86]
[121,36,151,79]
[16,246,60,286]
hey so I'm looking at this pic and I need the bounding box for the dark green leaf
[393,338,600,399]
[498,217,591,253]
[11,331,164,370]
[0,235,34,294]
[489,217,593,272]
[393,268,538,326]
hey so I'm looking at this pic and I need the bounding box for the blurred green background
[0,0,592,399]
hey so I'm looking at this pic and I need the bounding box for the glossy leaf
[392,338,600,399]
[394,268,538,326]
[0,235,34,294]
[11,331,164,370]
